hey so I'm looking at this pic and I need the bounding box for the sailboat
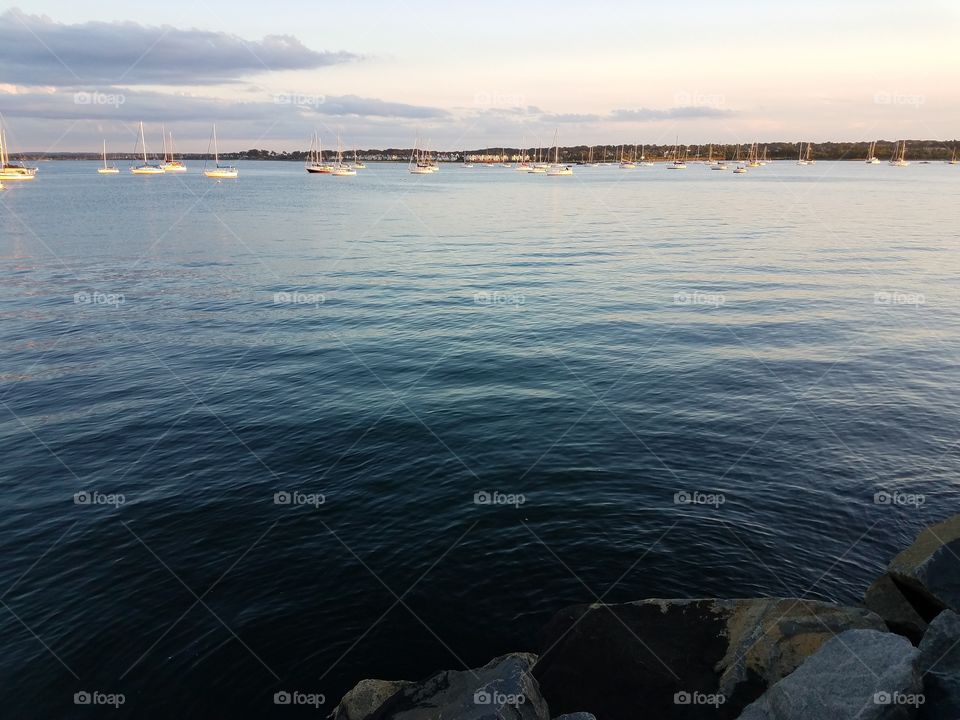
[97,140,119,174]
[668,138,687,169]
[947,148,958,165]
[797,141,815,166]
[528,139,548,173]
[619,144,636,169]
[160,128,187,172]
[305,132,334,173]
[130,122,164,175]
[638,145,654,166]
[865,141,880,164]
[332,133,356,176]
[202,124,238,178]
[409,137,432,174]
[747,143,761,168]
[889,140,909,167]
[0,127,39,181]
[353,148,366,170]
[711,146,728,170]
[733,144,748,173]
[546,129,573,175]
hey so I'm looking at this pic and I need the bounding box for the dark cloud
[0,8,357,86]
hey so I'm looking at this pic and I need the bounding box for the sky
[1,0,958,152]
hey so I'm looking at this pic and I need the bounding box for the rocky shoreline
[330,515,960,720]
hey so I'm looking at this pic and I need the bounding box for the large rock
[552,715,596,720]
[865,574,929,644]
[918,610,960,719]
[358,652,549,720]
[331,679,413,720]
[737,629,922,720]
[889,516,960,619]
[533,598,886,720]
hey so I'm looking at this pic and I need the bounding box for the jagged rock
[331,679,413,720]
[552,714,596,720]
[737,629,922,720]
[533,598,886,720]
[363,652,550,720]
[888,515,960,619]
[918,610,960,720]
[865,574,929,644]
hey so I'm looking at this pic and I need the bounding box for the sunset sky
[1,0,957,152]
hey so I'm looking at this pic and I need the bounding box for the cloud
[0,87,449,124]
[0,8,357,86]
[610,106,735,120]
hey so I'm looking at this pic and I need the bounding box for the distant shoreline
[14,140,960,163]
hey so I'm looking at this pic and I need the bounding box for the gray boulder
[331,679,413,720]
[552,715,596,720]
[865,574,928,644]
[737,629,922,720]
[918,610,960,719]
[889,515,960,618]
[533,598,886,720]
[361,652,549,720]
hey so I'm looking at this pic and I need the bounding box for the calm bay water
[1,159,959,717]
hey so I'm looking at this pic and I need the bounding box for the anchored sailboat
[0,127,39,181]
[160,128,187,172]
[865,141,880,164]
[202,124,238,179]
[130,122,164,175]
[889,140,910,167]
[331,133,356,176]
[546,129,573,176]
[97,140,119,174]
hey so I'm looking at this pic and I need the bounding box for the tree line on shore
[24,140,960,162]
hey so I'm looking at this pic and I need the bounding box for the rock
[865,574,928,644]
[737,629,922,720]
[888,515,960,619]
[367,652,550,720]
[331,679,413,720]
[533,598,886,720]
[918,610,960,719]
[552,714,596,720]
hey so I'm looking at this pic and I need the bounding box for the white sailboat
[546,129,573,175]
[0,127,39,181]
[619,144,636,169]
[332,133,356,176]
[889,140,910,167]
[733,144,748,173]
[160,128,187,172]
[305,132,333,173]
[130,122,164,175]
[865,141,880,164]
[202,124,238,178]
[949,148,958,165]
[353,148,366,170]
[409,136,432,174]
[97,140,119,174]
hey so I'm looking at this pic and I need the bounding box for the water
[1,160,959,717]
